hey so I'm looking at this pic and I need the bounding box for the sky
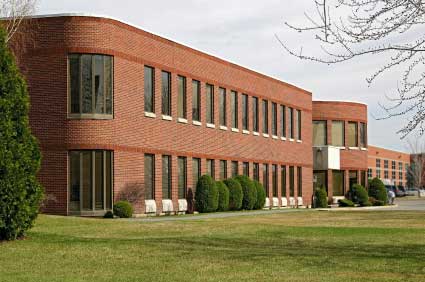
[37,0,421,153]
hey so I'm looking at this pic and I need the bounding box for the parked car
[396,186,407,197]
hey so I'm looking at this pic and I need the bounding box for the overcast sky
[37,0,419,153]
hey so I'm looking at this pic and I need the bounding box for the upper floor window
[253,163,259,181]
[384,160,389,169]
[252,97,259,132]
[232,161,239,177]
[288,107,294,139]
[69,54,113,117]
[177,76,187,119]
[242,94,249,130]
[144,66,154,113]
[231,91,238,128]
[313,120,327,146]
[347,122,358,147]
[161,71,171,116]
[297,110,302,140]
[192,80,201,122]
[220,160,227,180]
[331,121,344,147]
[243,162,249,176]
[219,88,226,126]
[271,102,277,136]
[376,159,381,168]
[206,84,214,124]
[360,122,367,148]
[392,161,396,170]
[280,105,286,137]
[262,100,269,134]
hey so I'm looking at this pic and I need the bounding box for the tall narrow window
[262,100,269,134]
[231,161,238,177]
[280,105,286,137]
[144,66,154,113]
[206,84,214,124]
[289,166,295,197]
[253,97,259,132]
[313,120,327,146]
[207,159,215,179]
[144,154,155,200]
[243,162,249,176]
[331,121,344,147]
[219,88,226,126]
[231,90,238,128]
[297,167,302,197]
[348,122,358,147]
[177,76,187,119]
[349,170,358,189]
[162,155,171,199]
[69,54,113,116]
[281,165,286,197]
[242,94,249,130]
[272,102,277,136]
[178,157,187,199]
[360,122,367,148]
[253,163,259,181]
[263,164,269,195]
[192,158,201,190]
[272,164,278,197]
[220,160,227,180]
[297,110,302,140]
[333,170,344,196]
[288,107,294,139]
[161,71,171,116]
[192,80,201,121]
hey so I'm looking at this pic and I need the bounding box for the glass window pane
[332,170,344,196]
[332,121,344,147]
[232,161,238,177]
[272,103,277,135]
[313,121,327,146]
[272,164,277,197]
[144,154,155,200]
[69,151,80,211]
[162,156,171,199]
[178,157,187,199]
[104,56,113,115]
[288,108,293,138]
[94,55,105,114]
[349,170,358,189]
[69,55,80,114]
[206,84,214,124]
[297,110,302,140]
[289,166,295,197]
[253,97,259,132]
[81,55,93,114]
[243,162,249,176]
[144,66,154,113]
[105,151,112,210]
[242,94,248,130]
[94,151,104,210]
[82,151,92,210]
[263,164,269,195]
[297,167,302,197]
[348,122,358,147]
[178,76,186,118]
[220,160,227,180]
[262,100,268,134]
[360,122,367,148]
[231,91,238,128]
[161,71,171,116]
[219,88,226,126]
[253,163,259,181]
[207,159,215,179]
[280,105,286,137]
[192,80,200,121]
[281,166,286,197]
[192,158,201,191]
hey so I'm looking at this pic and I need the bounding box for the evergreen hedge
[216,181,230,212]
[223,178,243,211]
[234,175,257,210]
[368,177,387,204]
[195,175,218,213]
[253,181,266,210]
[113,201,134,218]
[314,186,328,208]
[0,27,43,240]
[350,184,370,206]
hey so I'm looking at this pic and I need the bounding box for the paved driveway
[390,198,425,211]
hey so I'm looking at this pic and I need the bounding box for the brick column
[327,169,333,202]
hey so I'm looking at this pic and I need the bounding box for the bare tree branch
[0,0,38,42]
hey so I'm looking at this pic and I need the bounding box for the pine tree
[0,26,43,240]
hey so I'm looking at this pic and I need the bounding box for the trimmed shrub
[314,186,328,208]
[234,175,257,210]
[195,175,219,213]
[113,201,133,218]
[350,184,370,206]
[224,178,243,211]
[103,211,114,218]
[369,197,385,206]
[338,199,355,207]
[216,181,230,212]
[368,177,387,204]
[253,181,266,210]
[0,27,43,240]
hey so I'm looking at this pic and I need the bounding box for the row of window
[313,120,367,148]
[144,154,303,200]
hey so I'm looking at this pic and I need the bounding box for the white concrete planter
[281,197,288,207]
[162,199,173,213]
[297,197,303,206]
[272,197,279,208]
[145,199,157,214]
[178,199,188,212]
[264,197,270,208]
[332,196,345,205]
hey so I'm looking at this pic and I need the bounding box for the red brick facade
[12,15,314,215]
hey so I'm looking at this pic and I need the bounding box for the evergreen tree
[0,26,43,240]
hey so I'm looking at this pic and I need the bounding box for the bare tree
[117,182,145,206]
[0,0,37,42]
[406,139,425,195]
[277,0,425,138]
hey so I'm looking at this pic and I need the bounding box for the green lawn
[1,211,425,282]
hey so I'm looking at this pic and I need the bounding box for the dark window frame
[177,75,187,119]
[144,66,155,113]
[161,71,172,116]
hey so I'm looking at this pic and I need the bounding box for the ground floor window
[263,164,269,195]
[289,166,295,197]
[313,170,327,192]
[332,170,344,196]
[349,171,358,190]
[297,167,302,197]
[145,154,155,200]
[272,164,278,197]
[281,166,286,197]
[361,171,366,187]
[69,150,113,212]
[253,163,259,181]
[178,157,187,199]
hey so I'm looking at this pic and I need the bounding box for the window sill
[289,138,295,142]
[162,115,173,121]
[263,133,270,138]
[242,130,250,135]
[193,120,202,126]
[360,147,368,151]
[231,128,239,133]
[68,114,114,120]
[272,135,278,140]
[253,131,260,136]
[281,137,286,141]
[206,123,216,128]
[219,125,228,131]
[296,140,302,143]
[144,112,156,118]
[349,147,359,150]
[177,118,188,124]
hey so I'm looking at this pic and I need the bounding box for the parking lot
[391,197,425,211]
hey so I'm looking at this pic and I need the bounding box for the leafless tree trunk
[277,0,425,138]
[406,139,425,196]
[0,0,37,42]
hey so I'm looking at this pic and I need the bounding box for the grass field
[1,210,425,282]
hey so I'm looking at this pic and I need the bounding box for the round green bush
[234,175,257,210]
[253,181,266,210]
[113,201,133,218]
[314,186,328,208]
[195,175,219,213]
[103,211,114,218]
[338,199,354,207]
[350,184,370,206]
[223,178,243,210]
[216,181,230,212]
[368,177,387,204]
